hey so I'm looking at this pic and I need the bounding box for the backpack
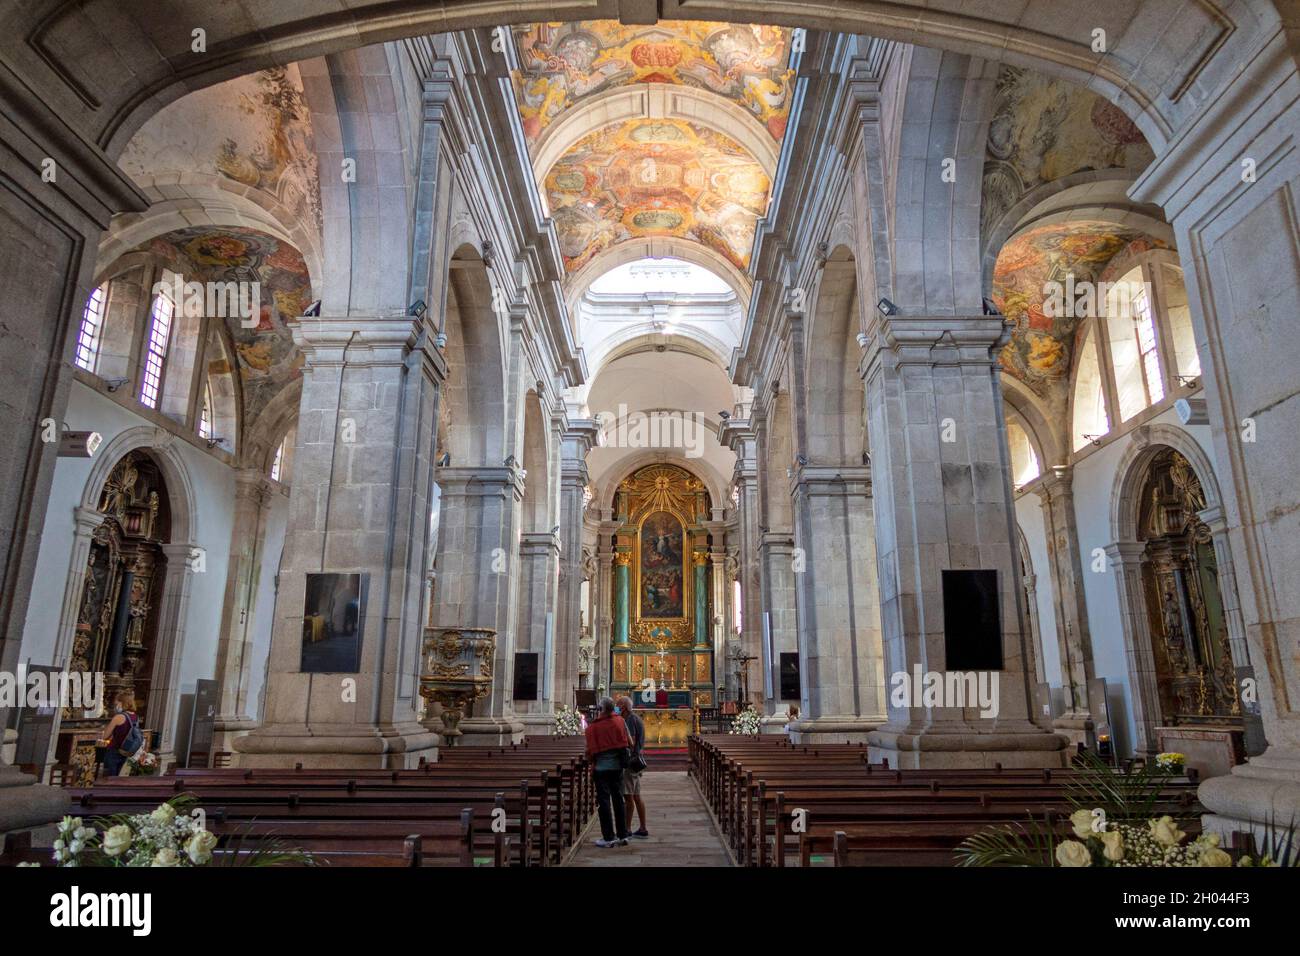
[117,713,143,758]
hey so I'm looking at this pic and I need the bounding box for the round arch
[80,426,198,545]
[1109,423,1223,543]
[596,452,728,517]
[566,239,751,312]
[441,243,509,466]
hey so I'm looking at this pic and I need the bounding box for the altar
[608,464,716,710]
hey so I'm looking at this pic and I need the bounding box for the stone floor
[564,771,733,867]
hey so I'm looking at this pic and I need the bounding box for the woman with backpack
[99,691,141,777]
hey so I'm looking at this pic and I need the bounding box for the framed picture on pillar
[300,573,367,673]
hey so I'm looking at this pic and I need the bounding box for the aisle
[564,771,733,867]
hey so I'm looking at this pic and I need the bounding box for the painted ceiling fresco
[545,119,770,272]
[137,226,310,426]
[981,67,1154,241]
[120,66,323,242]
[992,221,1166,410]
[512,21,794,144]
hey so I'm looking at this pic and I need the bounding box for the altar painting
[639,511,685,618]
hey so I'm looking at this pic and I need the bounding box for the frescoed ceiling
[512,21,794,145]
[136,226,310,426]
[545,119,770,273]
[513,20,792,278]
[992,221,1166,411]
[981,66,1154,243]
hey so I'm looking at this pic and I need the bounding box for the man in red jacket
[585,696,631,847]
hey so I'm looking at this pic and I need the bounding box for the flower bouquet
[554,705,584,737]
[1155,752,1185,773]
[126,746,159,776]
[728,705,762,736]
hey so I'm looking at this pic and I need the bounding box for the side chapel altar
[609,464,715,738]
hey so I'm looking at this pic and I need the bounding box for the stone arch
[1110,423,1222,543]
[440,244,508,467]
[80,427,198,544]
[243,377,303,477]
[94,179,324,293]
[566,238,751,314]
[1002,373,1064,469]
[804,245,866,465]
[584,327,736,382]
[598,451,729,518]
[759,385,796,533]
[531,83,780,184]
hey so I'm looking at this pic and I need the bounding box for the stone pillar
[514,530,560,734]
[213,469,273,751]
[1104,542,1162,756]
[720,418,763,703]
[555,422,598,711]
[863,315,1066,768]
[789,465,885,743]
[1037,465,1098,746]
[428,466,526,746]
[758,532,798,715]
[233,315,444,767]
[150,542,199,769]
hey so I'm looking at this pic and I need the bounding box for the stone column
[613,553,631,646]
[863,315,1066,768]
[514,530,560,734]
[789,465,885,743]
[555,422,599,711]
[213,469,273,751]
[233,315,444,767]
[758,532,798,714]
[428,466,526,746]
[1037,465,1098,746]
[593,543,614,694]
[720,418,763,702]
[1104,542,1162,755]
[150,542,199,769]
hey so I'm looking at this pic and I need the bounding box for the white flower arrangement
[728,705,762,736]
[1155,752,1186,773]
[554,705,585,737]
[47,800,217,868]
[1054,813,1235,867]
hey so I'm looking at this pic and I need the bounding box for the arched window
[139,284,175,409]
[75,285,108,373]
[198,381,213,439]
[1007,420,1040,487]
[1106,265,1163,421]
[270,436,286,482]
[1072,323,1110,452]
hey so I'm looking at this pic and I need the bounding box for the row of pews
[19,737,593,867]
[689,734,1202,866]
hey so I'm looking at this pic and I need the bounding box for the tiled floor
[565,771,733,867]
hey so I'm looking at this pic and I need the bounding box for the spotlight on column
[718,410,731,420]
[434,331,448,348]
[876,297,898,317]
[205,437,226,450]
[58,430,103,458]
[982,297,1002,316]
[856,332,869,348]
[407,299,427,319]
[103,378,129,393]
[302,299,321,317]
[437,452,451,467]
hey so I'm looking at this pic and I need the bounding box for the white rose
[150,803,177,824]
[1198,847,1233,867]
[1055,840,1092,867]
[101,824,133,857]
[1148,816,1185,847]
[1069,808,1095,839]
[151,848,180,867]
[185,828,218,865]
[1098,829,1124,862]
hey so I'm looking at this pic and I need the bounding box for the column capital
[520,531,561,556]
[435,465,526,499]
[790,463,872,498]
[73,507,106,536]
[1037,463,1075,502]
[289,315,432,370]
[865,315,1013,368]
[1104,541,1147,567]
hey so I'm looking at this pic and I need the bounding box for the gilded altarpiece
[61,451,170,784]
[611,465,713,724]
[1137,450,1239,729]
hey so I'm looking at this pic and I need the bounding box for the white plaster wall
[1015,493,1061,689]
[1069,404,1216,756]
[18,382,237,742]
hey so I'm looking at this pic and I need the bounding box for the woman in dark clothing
[99,692,138,777]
